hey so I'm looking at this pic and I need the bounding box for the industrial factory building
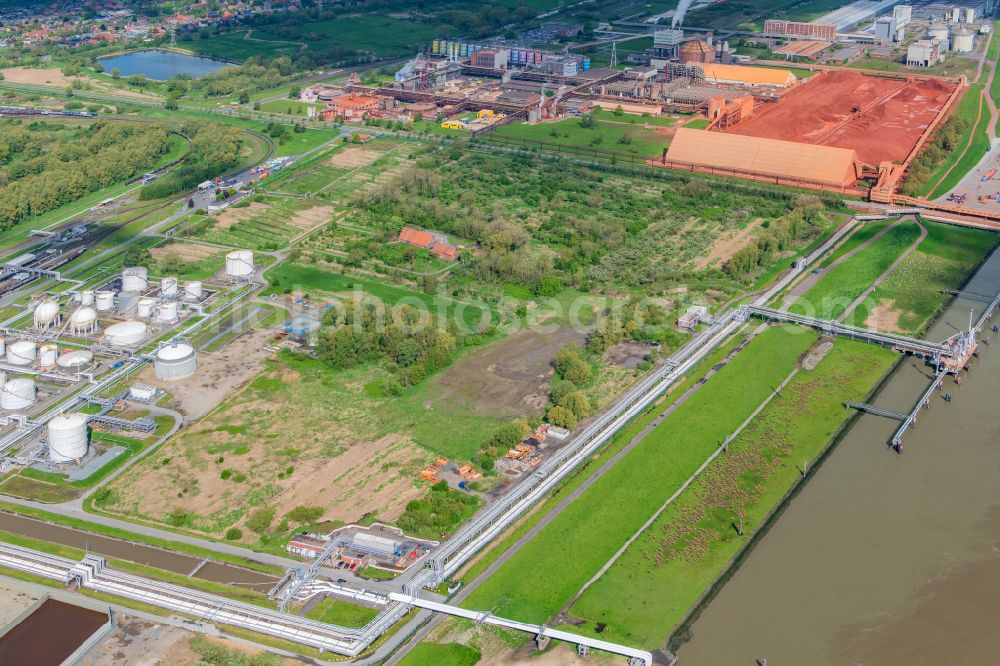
[665,128,862,189]
[764,20,838,40]
[699,63,797,88]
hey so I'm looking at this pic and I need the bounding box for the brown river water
[677,247,1000,665]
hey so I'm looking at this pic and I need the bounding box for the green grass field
[185,30,302,62]
[790,221,922,322]
[493,109,675,158]
[251,15,437,59]
[461,326,815,622]
[398,643,481,666]
[918,84,989,199]
[568,338,896,647]
[304,597,380,627]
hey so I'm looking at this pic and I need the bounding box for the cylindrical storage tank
[47,413,88,463]
[33,300,60,329]
[95,291,116,312]
[121,267,148,292]
[69,306,98,335]
[6,340,36,366]
[183,281,203,300]
[953,29,974,52]
[155,343,197,381]
[38,344,57,370]
[928,23,949,41]
[136,298,156,319]
[79,290,95,306]
[0,378,35,410]
[104,321,147,346]
[0,337,6,358]
[225,250,255,277]
[161,277,179,298]
[155,301,179,323]
[56,350,94,373]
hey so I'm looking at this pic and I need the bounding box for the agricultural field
[461,326,815,623]
[492,109,679,158]
[243,15,437,60]
[184,30,303,62]
[180,197,334,250]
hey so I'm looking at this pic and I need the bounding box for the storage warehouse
[699,63,797,88]
[666,128,861,189]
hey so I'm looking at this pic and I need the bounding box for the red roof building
[399,227,459,261]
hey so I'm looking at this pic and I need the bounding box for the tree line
[140,122,243,200]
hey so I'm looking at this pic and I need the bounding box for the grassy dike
[566,337,897,647]
[461,326,815,622]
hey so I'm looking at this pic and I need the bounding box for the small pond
[99,49,232,80]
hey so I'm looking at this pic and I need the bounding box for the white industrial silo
[136,298,156,319]
[183,281,203,300]
[79,291,95,306]
[154,343,197,381]
[0,337,6,358]
[104,321,148,346]
[95,291,116,312]
[121,267,149,292]
[6,340,36,366]
[38,344,57,370]
[47,413,89,463]
[161,277,179,298]
[56,350,94,374]
[952,28,975,52]
[33,300,61,330]
[69,307,98,335]
[225,250,255,278]
[155,301,179,324]
[0,378,35,410]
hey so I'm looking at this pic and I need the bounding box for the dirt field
[288,204,334,230]
[0,67,156,99]
[428,327,586,418]
[695,218,763,270]
[865,300,906,333]
[149,242,221,262]
[0,582,38,627]
[731,71,956,164]
[213,202,270,229]
[327,145,384,168]
[138,328,274,421]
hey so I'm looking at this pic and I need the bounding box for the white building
[875,16,905,42]
[906,39,942,66]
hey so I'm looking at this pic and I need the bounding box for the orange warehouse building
[666,128,861,189]
[699,63,797,88]
[322,94,379,120]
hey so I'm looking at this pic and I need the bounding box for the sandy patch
[0,583,38,626]
[865,301,907,334]
[140,328,274,421]
[695,218,763,270]
[0,67,156,99]
[327,146,381,168]
[78,615,195,666]
[288,204,334,230]
[800,338,834,371]
[270,435,427,523]
[213,201,270,229]
[149,242,220,263]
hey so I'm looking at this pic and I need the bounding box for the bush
[166,508,190,527]
[224,527,243,541]
[286,505,323,523]
[246,506,276,533]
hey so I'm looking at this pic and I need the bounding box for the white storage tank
[155,343,197,381]
[225,250,255,278]
[6,340,36,366]
[183,281,203,300]
[95,291,116,312]
[33,300,61,329]
[104,321,148,346]
[79,291,95,306]
[162,277,179,298]
[38,344,57,370]
[136,298,156,319]
[69,306,98,335]
[155,301,179,323]
[0,337,6,358]
[56,350,94,373]
[0,378,35,410]
[953,28,974,52]
[48,413,89,463]
[121,267,149,292]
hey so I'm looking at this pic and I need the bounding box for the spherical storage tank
[225,250,255,278]
[953,28,974,53]
[69,306,98,335]
[155,343,197,381]
[48,413,88,463]
[183,281,203,301]
[56,350,93,373]
[162,277,179,298]
[121,267,148,292]
[95,291,116,312]
[104,321,147,346]
[136,298,156,319]
[6,340,36,366]
[33,300,60,329]
[0,378,35,410]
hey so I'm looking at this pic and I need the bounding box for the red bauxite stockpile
[730,70,956,164]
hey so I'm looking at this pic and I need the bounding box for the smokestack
[672,0,693,27]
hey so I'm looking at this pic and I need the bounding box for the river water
[677,246,1000,665]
